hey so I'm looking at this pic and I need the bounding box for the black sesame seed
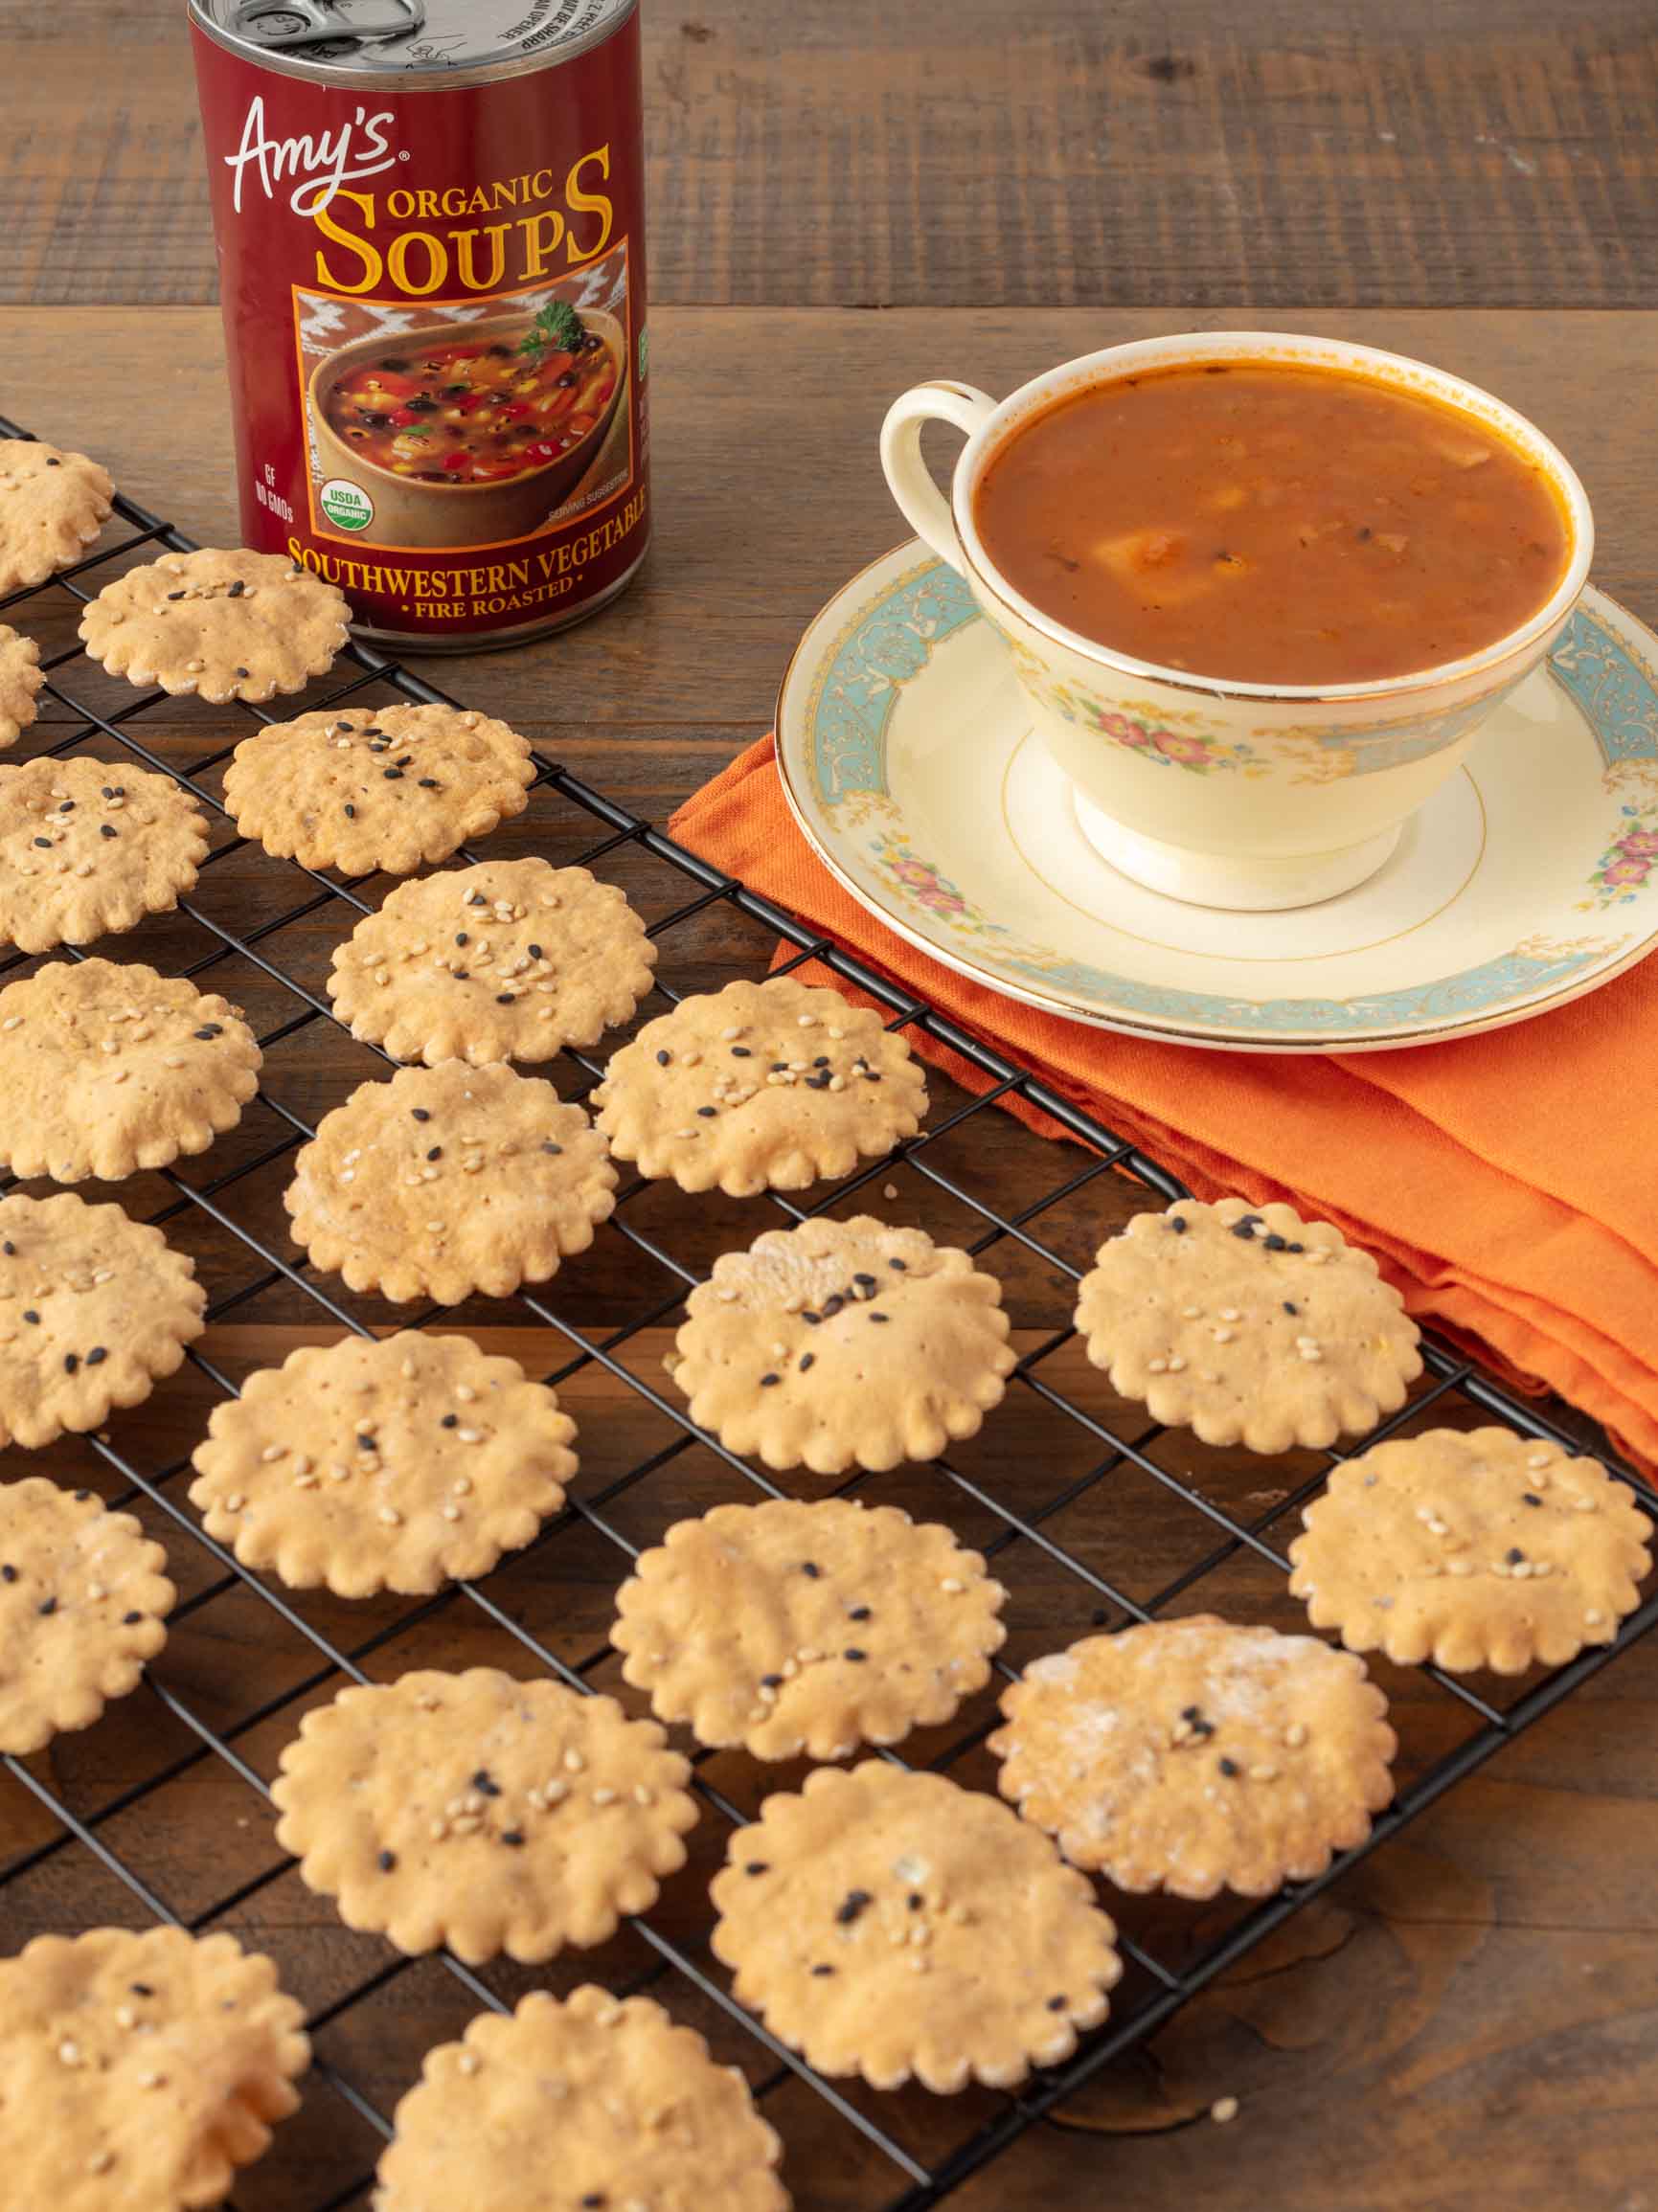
[396,756,413,768]
[495,992,515,1004]
[167,590,186,600]
[473,1771,502,1796]
[452,969,468,980]
[62,1353,78,1374]
[87,1346,105,1365]
[744,1861,769,1876]
[37,1597,57,1617]
[835,1888,874,1925]
[848,1605,871,1621]
[356,1433,375,1452]
[760,1372,782,1388]
[1522,1492,1542,1506]
[799,1352,815,1372]
[455,933,468,946]
[908,1891,923,1910]
[57,801,74,813]
[1047,1995,1068,2012]
[418,778,441,789]
[1263,1232,1288,1252]
[801,1310,822,1326]
[853,1272,877,1289]
[44,457,60,466]
[1231,1218,1260,1241]
[228,579,246,598]
[234,666,250,679]
[888,1257,907,1271]
[343,803,355,818]
[426,1145,443,1161]
[468,891,487,906]
[130,1982,154,1997]
[1283,1301,1299,1316]
[123,1610,142,1624]
[74,1491,90,1503]
[655,1050,671,1066]
[1507,1546,1525,1565]
[31,837,50,849]
[581,2197,606,2209]
[21,1310,37,1324]
[1218,1756,1240,1777]
[1168,1213,1189,1233]
[696,1106,717,1118]
[1181,1704,1201,1721]
[0,1565,14,1583]
[377,1850,397,1872]
[1285,1241,1306,1253]
[541,1140,562,1156]
[761,1673,784,1689]
[812,1055,829,1068]
[810,1964,834,1977]
[412,1108,431,1121]
[731,1045,752,1058]
[501,1830,526,1847]
[843,1647,868,1663]
[822,1294,845,1318]
[528,944,543,959]
[193,1027,217,1040]
[1,1242,11,1255]
[869,1311,889,1323]
[442,1413,458,1429]
[801,1562,821,1578]
[383,768,403,780]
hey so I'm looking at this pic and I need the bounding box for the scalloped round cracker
[375,1986,787,2212]
[710,1762,1121,2093]
[328,857,655,1066]
[671,1215,1014,1474]
[988,1615,1397,1898]
[1074,1195,1422,1454]
[0,1191,205,1450]
[613,1497,1006,1758]
[0,439,113,595]
[0,1926,307,2211]
[1290,1426,1652,1673]
[594,976,927,1196]
[79,547,349,705]
[0,624,44,747]
[0,757,209,955]
[0,959,261,1183]
[0,1477,175,1755]
[273,1668,697,1965]
[223,702,534,876]
[284,1061,616,1304]
[190,1331,577,1597]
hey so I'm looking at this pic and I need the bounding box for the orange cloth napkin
[671,735,1658,1472]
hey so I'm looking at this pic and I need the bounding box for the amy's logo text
[225,97,400,215]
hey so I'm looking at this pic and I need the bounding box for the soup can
[188,0,649,651]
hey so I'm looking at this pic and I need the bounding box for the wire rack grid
[1,421,1656,2212]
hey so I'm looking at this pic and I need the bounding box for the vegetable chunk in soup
[972,364,1571,687]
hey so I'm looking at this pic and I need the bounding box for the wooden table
[3,7,1657,2208]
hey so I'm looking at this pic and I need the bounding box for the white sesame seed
[1211,2095,1239,2125]
[591,1786,618,1807]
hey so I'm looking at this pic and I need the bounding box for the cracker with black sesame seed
[671,1215,1014,1474]
[222,701,534,876]
[328,856,655,1067]
[0,624,44,747]
[375,1984,787,2212]
[190,1331,577,1597]
[0,959,261,1183]
[613,1498,1007,1759]
[273,1668,697,1965]
[0,1191,205,1450]
[1290,1426,1652,1673]
[0,1476,174,1754]
[1074,1195,1422,1455]
[284,1061,615,1304]
[988,1615,1397,1899]
[710,1762,1121,2093]
[79,546,350,705]
[0,1925,308,2211]
[0,756,209,955]
[593,975,928,1196]
[0,438,113,596]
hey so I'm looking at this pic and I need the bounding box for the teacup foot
[1072,796,1403,912]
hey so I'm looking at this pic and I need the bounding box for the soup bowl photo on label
[307,305,627,552]
[880,332,1593,910]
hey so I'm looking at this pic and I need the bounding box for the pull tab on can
[229,0,426,51]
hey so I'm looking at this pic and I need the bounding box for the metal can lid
[191,0,634,83]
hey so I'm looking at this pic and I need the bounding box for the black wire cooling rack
[3,418,1657,2211]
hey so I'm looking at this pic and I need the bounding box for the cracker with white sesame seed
[189,1331,577,1597]
[284,1060,616,1304]
[1289,1426,1652,1674]
[0,1925,307,2211]
[671,1215,1014,1475]
[222,701,534,876]
[0,756,209,955]
[593,976,927,1197]
[710,1762,1121,2093]
[0,1191,205,1451]
[1075,1196,1422,1455]
[328,857,656,1067]
[988,1615,1396,1900]
[79,546,350,706]
[0,1477,175,1755]
[375,1984,788,2212]
[613,1498,1007,1759]
[0,438,113,596]
[0,959,261,1183]
[0,624,43,747]
[272,1668,697,1965]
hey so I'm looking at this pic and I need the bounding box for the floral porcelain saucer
[775,542,1658,1052]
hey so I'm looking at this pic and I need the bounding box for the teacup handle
[879,380,997,575]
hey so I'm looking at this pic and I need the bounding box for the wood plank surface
[2,0,1656,309]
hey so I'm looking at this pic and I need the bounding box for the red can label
[191,11,648,646]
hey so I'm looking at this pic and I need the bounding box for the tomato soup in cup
[880,333,1592,911]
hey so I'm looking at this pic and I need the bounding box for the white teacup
[880,331,1593,911]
